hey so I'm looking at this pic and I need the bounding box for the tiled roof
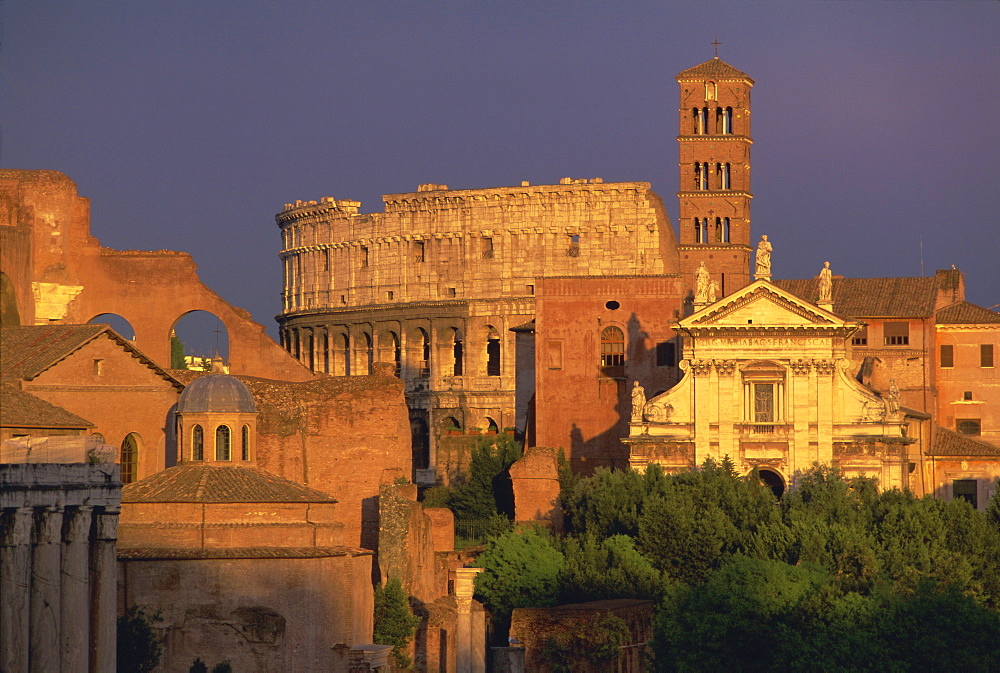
[118,546,371,560]
[677,58,752,81]
[928,427,1000,456]
[0,382,94,428]
[0,325,183,389]
[774,277,938,318]
[936,302,1000,325]
[122,464,338,503]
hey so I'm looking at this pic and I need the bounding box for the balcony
[737,422,790,439]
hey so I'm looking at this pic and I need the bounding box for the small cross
[213,326,222,357]
[711,37,722,58]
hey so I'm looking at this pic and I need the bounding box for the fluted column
[61,506,92,672]
[90,508,119,673]
[455,568,485,673]
[1,507,33,673]
[31,506,63,673]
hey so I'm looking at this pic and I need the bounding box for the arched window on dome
[192,425,204,461]
[216,425,231,461]
[241,424,250,461]
[120,433,139,484]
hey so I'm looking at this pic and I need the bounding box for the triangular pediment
[681,281,845,328]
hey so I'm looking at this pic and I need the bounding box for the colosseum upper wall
[276,179,680,314]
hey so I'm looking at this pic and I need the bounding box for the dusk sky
[4,1,998,350]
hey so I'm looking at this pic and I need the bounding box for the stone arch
[169,310,229,369]
[378,328,401,376]
[406,325,431,378]
[451,327,464,376]
[484,417,500,434]
[485,325,501,377]
[88,313,136,340]
[756,467,786,497]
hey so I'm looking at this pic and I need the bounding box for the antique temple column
[455,567,485,673]
[30,506,63,673]
[61,506,92,672]
[89,507,119,673]
[1,507,33,673]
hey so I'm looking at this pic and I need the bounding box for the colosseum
[276,178,683,483]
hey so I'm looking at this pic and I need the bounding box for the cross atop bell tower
[676,56,754,303]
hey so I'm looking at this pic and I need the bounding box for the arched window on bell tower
[695,218,709,244]
[706,81,717,100]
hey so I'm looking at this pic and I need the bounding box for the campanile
[676,57,754,300]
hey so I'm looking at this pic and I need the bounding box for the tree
[373,576,420,670]
[117,606,163,673]
[474,527,564,638]
[430,434,522,522]
[559,533,663,604]
[170,333,187,369]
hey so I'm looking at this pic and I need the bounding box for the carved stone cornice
[813,359,837,375]
[790,359,812,375]
[690,359,713,376]
[714,359,736,375]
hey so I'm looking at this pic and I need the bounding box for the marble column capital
[62,506,94,544]
[33,506,64,545]
[1,507,33,546]
[93,509,120,542]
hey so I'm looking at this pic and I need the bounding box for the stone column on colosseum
[31,506,63,673]
[90,507,119,673]
[455,567,485,673]
[1,507,32,673]
[61,506,92,672]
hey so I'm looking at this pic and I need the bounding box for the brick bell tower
[676,56,754,303]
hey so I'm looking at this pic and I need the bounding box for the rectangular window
[982,344,995,368]
[953,479,978,509]
[93,359,104,376]
[940,344,954,368]
[883,321,909,346]
[360,246,369,268]
[415,241,425,263]
[656,342,677,367]
[482,237,494,259]
[852,327,868,346]
[526,284,535,295]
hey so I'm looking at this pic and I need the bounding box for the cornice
[676,135,753,144]
[677,191,754,199]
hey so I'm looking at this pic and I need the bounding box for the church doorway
[758,468,785,498]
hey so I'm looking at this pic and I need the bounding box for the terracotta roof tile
[936,301,1000,324]
[677,58,753,81]
[928,427,1000,456]
[1,325,183,389]
[0,383,94,428]
[774,277,938,317]
[122,464,338,503]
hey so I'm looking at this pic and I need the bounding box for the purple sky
[4,2,998,351]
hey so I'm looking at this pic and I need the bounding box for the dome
[177,372,256,414]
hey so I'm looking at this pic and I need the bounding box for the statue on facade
[754,235,772,279]
[695,261,710,303]
[631,381,646,422]
[886,379,900,416]
[818,261,833,303]
[709,279,719,303]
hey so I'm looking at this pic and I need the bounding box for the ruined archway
[170,310,229,370]
[88,313,136,340]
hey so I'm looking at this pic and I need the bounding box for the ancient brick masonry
[276,179,681,485]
